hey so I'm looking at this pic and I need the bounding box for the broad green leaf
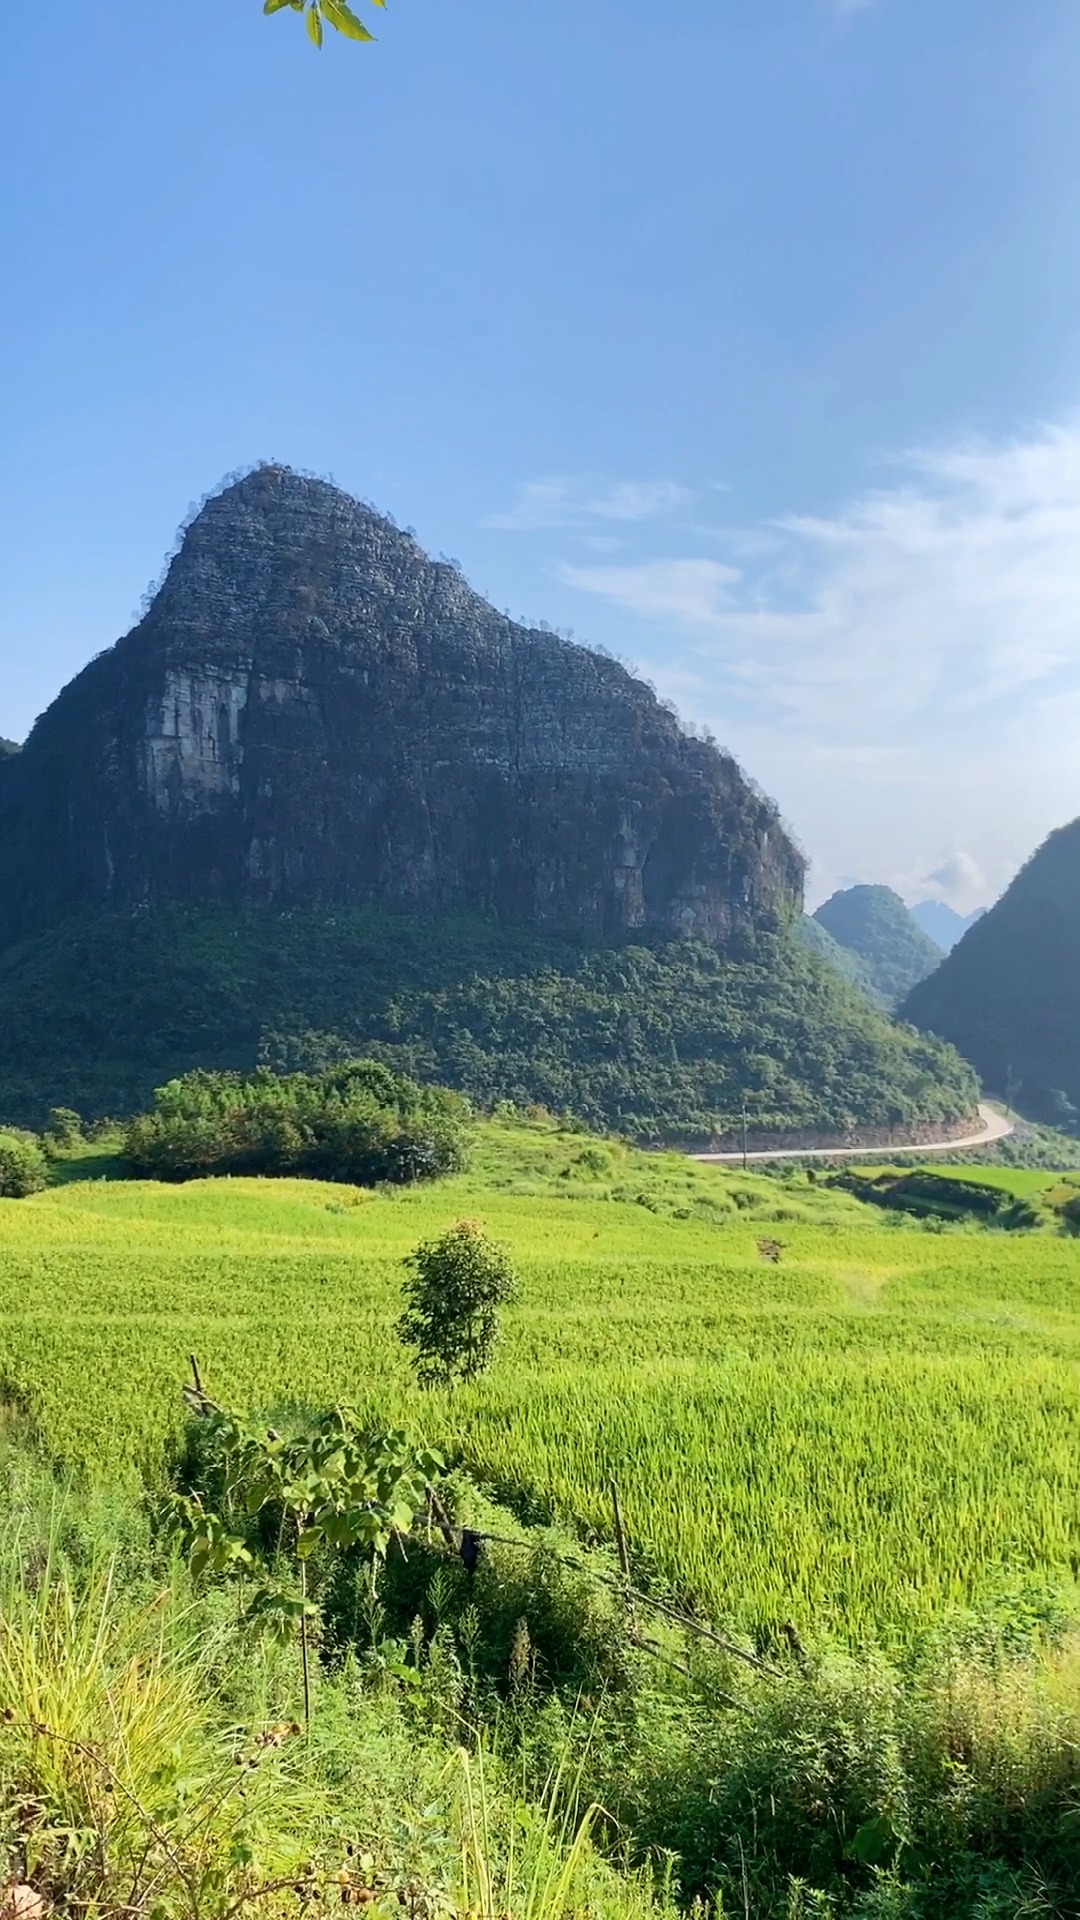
[307,3,324,46]
[322,0,375,41]
[263,0,293,12]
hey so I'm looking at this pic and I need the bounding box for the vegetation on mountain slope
[796,912,885,1006]
[0,906,978,1140]
[904,817,1080,1128]
[813,884,943,1007]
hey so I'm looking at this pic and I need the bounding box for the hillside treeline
[124,1060,470,1185]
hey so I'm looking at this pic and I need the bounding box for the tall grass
[0,1490,315,1920]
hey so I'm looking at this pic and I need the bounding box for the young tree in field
[174,1391,441,1730]
[398,1219,519,1389]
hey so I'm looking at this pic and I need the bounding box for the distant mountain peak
[0,466,803,948]
[905,817,1080,1126]
[812,883,943,1007]
[909,899,984,952]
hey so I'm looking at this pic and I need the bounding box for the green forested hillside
[905,817,1080,1127]
[0,906,978,1141]
[813,883,943,1006]
[796,912,885,1005]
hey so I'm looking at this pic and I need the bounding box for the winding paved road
[691,1102,1014,1165]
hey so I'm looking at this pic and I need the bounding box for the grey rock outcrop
[0,465,803,945]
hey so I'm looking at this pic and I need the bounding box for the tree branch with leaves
[263,0,386,51]
[172,1393,442,1730]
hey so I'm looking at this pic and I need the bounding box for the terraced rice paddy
[2,1119,1078,1645]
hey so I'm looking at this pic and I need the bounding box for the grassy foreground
[2,1114,1078,1647]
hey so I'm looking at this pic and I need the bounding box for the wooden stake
[610,1479,635,1627]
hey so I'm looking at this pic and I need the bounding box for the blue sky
[4,0,1080,908]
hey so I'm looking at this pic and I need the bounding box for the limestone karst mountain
[0,466,978,1139]
[0,464,800,948]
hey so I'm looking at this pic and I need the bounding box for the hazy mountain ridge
[797,913,886,1007]
[812,884,943,1007]
[904,818,1080,1126]
[910,899,985,951]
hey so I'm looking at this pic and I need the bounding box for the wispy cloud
[558,423,1080,738]
[554,422,1080,905]
[486,475,693,532]
[557,557,740,625]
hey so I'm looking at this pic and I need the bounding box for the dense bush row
[123,1060,470,1185]
[0,906,978,1141]
[0,1130,46,1197]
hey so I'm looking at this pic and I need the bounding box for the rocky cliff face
[0,465,803,945]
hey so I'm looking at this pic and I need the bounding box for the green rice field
[2,1116,1079,1647]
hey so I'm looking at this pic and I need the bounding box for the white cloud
[557,557,740,625]
[921,851,989,907]
[560,422,1080,739]
[554,421,1080,906]
[487,475,692,532]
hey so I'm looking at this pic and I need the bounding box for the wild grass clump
[0,1560,316,1920]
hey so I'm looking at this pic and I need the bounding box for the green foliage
[0,906,979,1143]
[399,1220,519,1388]
[0,1525,317,1920]
[263,0,384,50]
[173,1396,441,1725]
[813,886,943,1008]
[0,1131,46,1198]
[797,914,885,1007]
[46,1105,83,1147]
[124,1060,470,1187]
[827,1164,1080,1230]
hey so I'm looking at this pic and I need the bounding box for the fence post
[610,1479,635,1629]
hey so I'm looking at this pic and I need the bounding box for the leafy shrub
[398,1220,519,1387]
[46,1105,83,1146]
[0,1132,46,1198]
[123,1060,470,1187]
